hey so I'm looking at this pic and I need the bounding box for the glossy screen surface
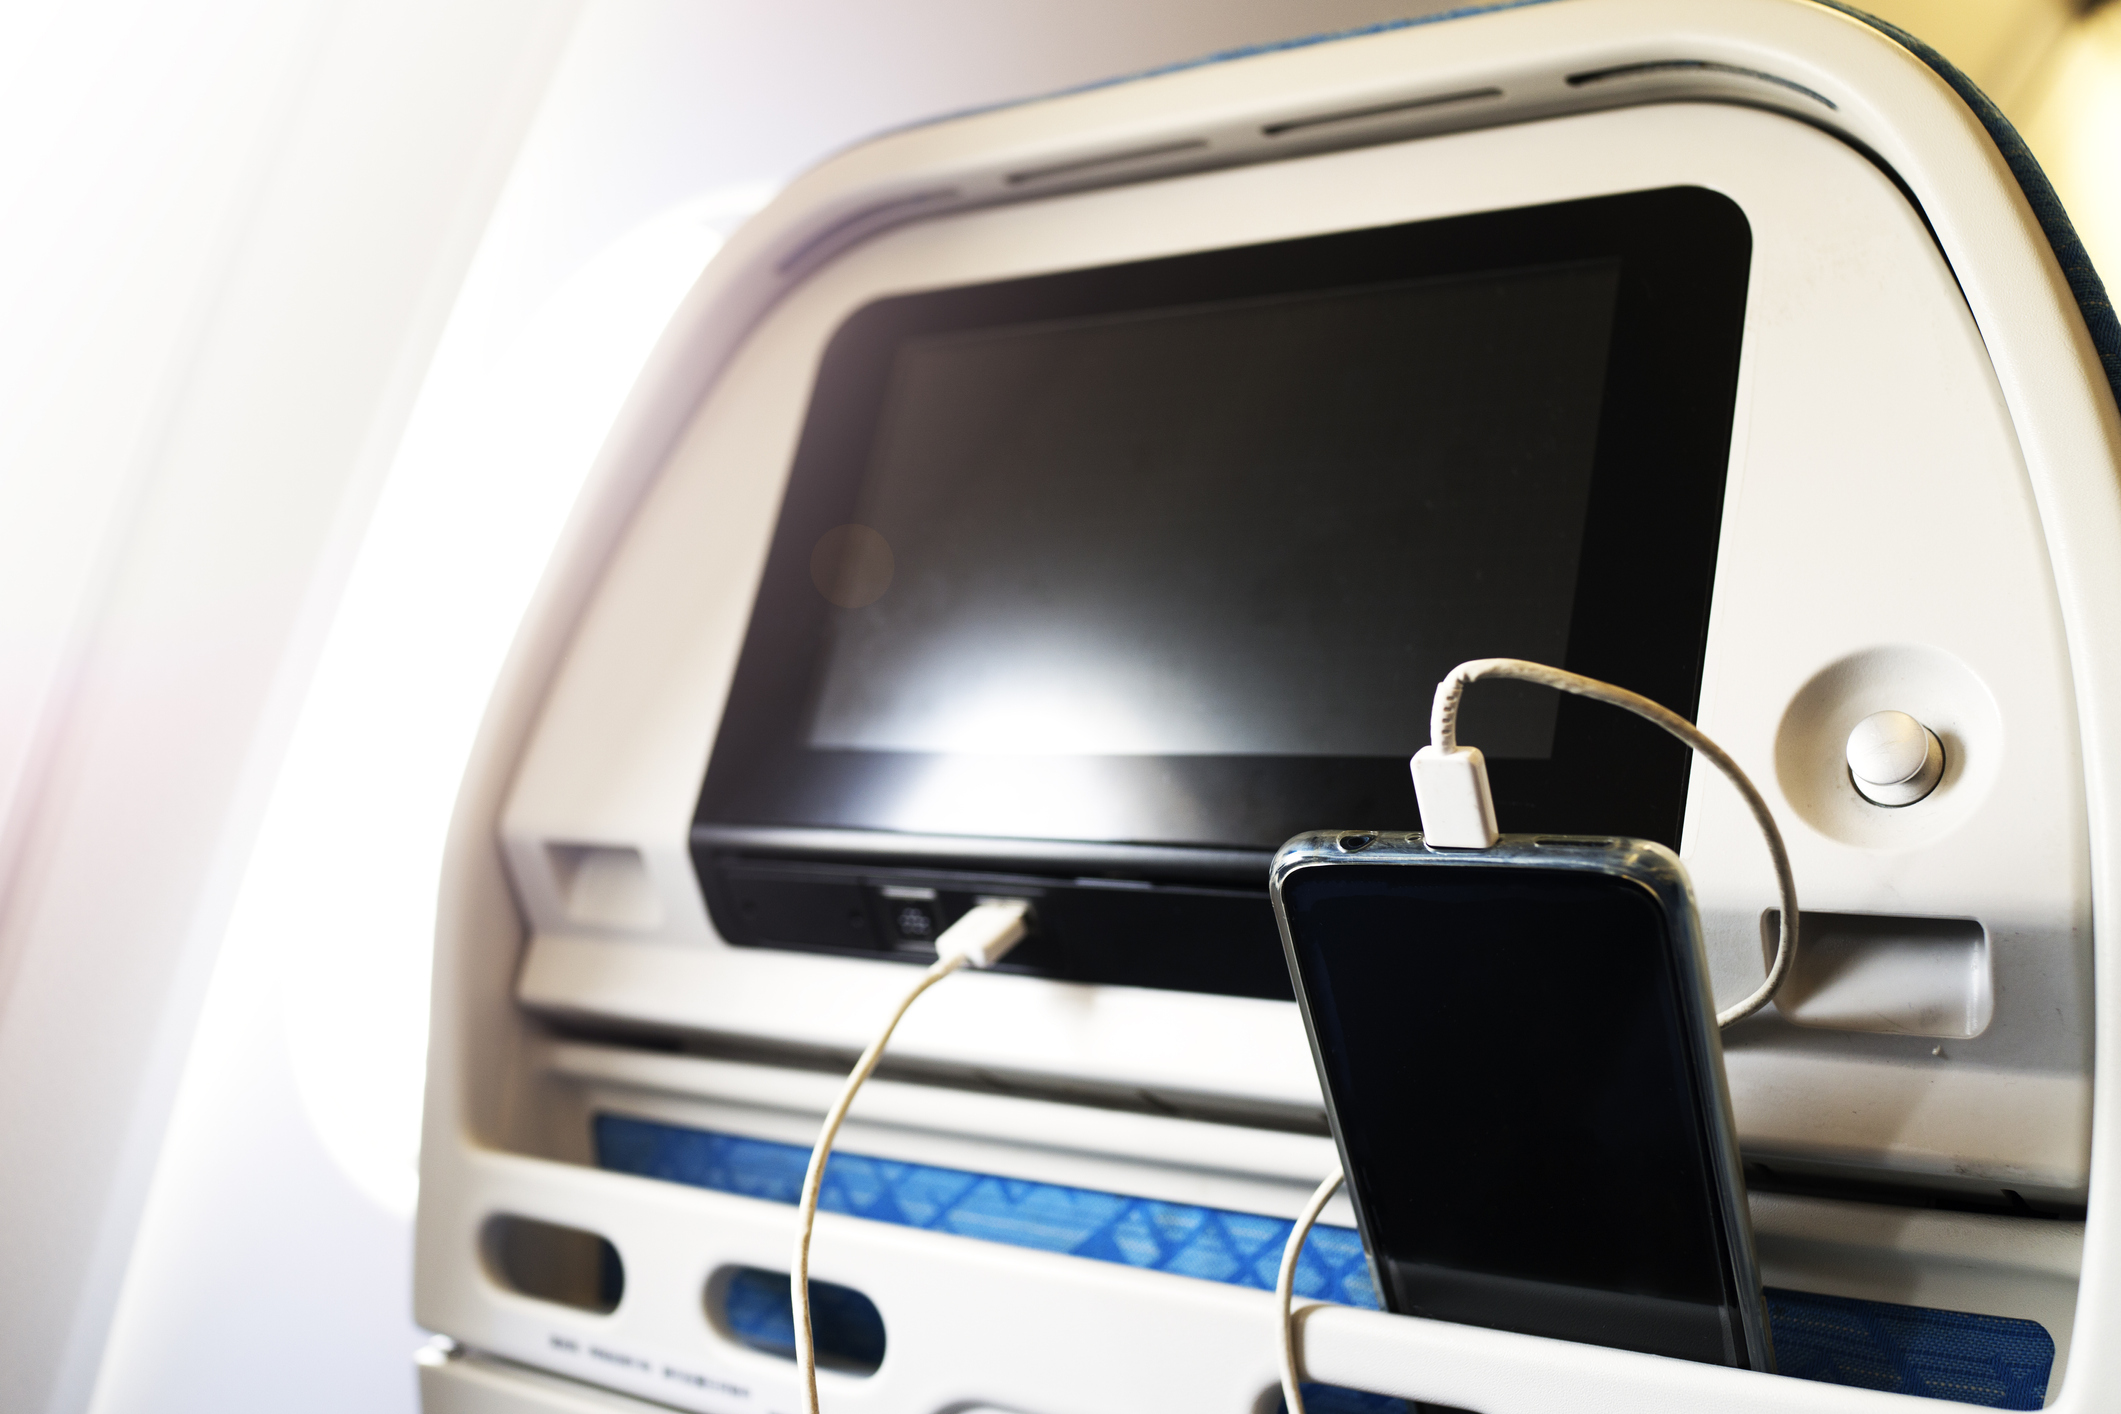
[806,263,1619,760]
[700,187,1751,853]
[1280,861,1756,1367]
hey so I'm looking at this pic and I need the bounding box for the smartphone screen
[1275,843,1769,1369]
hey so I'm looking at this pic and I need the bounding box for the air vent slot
[1566,60,1835,109]
[1005,138,1208,187]
[707,1266,885,1375]
[483,1215,623,1313]
[1262,86,1503,137]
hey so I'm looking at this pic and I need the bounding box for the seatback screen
[808,262,1618,762]
[695,187,1750,998]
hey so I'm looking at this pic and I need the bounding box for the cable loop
[1430,658,1797,1027]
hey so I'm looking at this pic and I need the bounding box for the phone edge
[1266,829,1776,1374]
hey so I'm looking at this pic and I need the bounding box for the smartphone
[1270,831,1772,1371]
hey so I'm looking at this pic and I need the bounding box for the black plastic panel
[696,844,1294,1001]
[694,186,1751,996]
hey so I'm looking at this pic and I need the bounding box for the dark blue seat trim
[1815,2,2121,413]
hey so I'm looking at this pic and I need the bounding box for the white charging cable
[1413,658,1797,1028]
[1277,659,1799,1414]
[791,898,1030,1414]
[1276,1165,1346,1413]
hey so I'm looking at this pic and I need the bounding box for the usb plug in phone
[1270,831,1772,1371]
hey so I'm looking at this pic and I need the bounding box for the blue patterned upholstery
[592,1114,1377,1308]
[1766,1287,2055,1410]
[594,1114,2055,1409]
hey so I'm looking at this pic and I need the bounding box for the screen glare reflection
[888,753,1145,840]
[822,644,1180,756]
[801,264,1620,762]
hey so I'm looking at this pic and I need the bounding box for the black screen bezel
[697,186,1751,857]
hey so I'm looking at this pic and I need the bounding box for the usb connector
[934,897,1031,969]
[1411,744,1500,849]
